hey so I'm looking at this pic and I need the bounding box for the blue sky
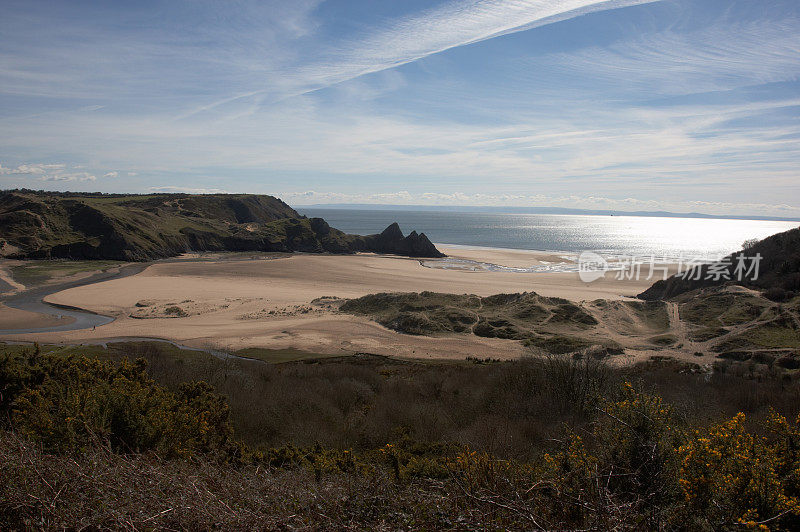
[1,0,799,217]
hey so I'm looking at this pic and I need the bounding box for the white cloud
[103,171,119,178]
[0,162,100,182]
[149,186,228,194]
[40,171,96,182]
[0,163,66,175]
[3,93,798,208]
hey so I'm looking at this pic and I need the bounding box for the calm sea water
[297,208,799,261]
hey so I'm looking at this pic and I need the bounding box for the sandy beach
[0,247,679,359]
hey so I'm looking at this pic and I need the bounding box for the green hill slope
[0,190,444,260]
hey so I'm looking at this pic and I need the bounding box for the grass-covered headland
[2,342,800,530]
[0,190,444,260]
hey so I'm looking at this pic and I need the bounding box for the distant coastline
[295,203,800,223]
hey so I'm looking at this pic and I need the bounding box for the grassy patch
[10,260,126,286]
[341,292,481,335]
[713,319,799,351]
[1,340,212,364]
[747,322,800,349]
[625,300,670,331]
[678,289,772,327]
[648,334,678,346]
[586,299,669,336]
[524,334,595,354]
[688,326,728,342]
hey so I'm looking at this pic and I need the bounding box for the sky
[0,0,799,217]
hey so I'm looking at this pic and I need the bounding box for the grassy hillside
[0,190,443,260]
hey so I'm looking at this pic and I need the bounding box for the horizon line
[293,202,800,223]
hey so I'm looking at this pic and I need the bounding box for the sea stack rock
[402,231,442,257]
[380,222,405,242]
[365,223,445,258]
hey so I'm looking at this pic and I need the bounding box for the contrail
[297,0,662,92]
[182,0,660,117]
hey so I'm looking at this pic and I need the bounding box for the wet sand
[436,245,576,268]
[1,249,679,359]
[0,304,75,330]
[0,263,147,334]
[0,262,25,295]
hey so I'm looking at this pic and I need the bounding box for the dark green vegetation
[341,291,675,355]
[341,291,631,354]
[0,190,444,260]
[3,342,800,529]
[341,287,800,371]
[676,286,800,355]
[678,287,773,328]
[640,225,800,301]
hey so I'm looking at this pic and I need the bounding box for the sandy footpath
[1,248,679,359]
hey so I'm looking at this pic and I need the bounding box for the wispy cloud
[536,16,800,97]
[0,0,798,217]
[0,0,324,100]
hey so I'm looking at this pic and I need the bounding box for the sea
[296,208,799,262]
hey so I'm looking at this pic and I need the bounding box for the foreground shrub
[4,346,800,529]
[679,411,800,530]
[453,384,800,530]
[0,349,234,457]
[533,383,681,529]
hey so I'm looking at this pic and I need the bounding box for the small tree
[742,238,760,250]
